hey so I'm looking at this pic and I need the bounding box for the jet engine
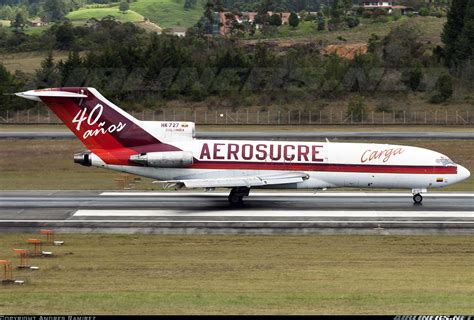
[129,151,194,168]
[74,152,92,166]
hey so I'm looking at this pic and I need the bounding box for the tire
[228,194,243,207]
[413,193,423,204]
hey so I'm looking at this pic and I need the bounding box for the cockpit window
[436,157,455,166]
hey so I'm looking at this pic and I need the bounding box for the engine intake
[130,151,194,168]
[74,152,92,166]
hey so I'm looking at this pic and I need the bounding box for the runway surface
[2,131,474,140]
[1,191,474,234]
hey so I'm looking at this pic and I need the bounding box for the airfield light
[0,260,13,283]
[13,249,29,269]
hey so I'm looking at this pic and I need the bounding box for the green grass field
[0,138,472,191]
[24,25,50,35]
[246,16,446,45]
[0,21,47,35]
[65,6,145,24]
[0,234,473,314]
[130,0,204,28]
[0,19,10,27]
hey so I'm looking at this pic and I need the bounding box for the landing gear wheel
[228,193,244,207]
[228,187,250,207]
[413,193,423,204]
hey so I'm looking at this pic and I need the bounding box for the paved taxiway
[1,131,474,140]
[1,191,473,234]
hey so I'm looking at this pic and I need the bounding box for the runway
[1,191,474,234]
[1,131,474,140]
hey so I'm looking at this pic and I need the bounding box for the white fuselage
[90,139,470,190]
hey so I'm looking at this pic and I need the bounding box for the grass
[244,17,446,45]
[0,23,48,35]
[130,0,205,28]
[243,16,446,45]
[65,6,145,24]
[23,25,50,35]
[0,139,155,190]
[0,19,10,27]
[0,234,473,314]
[0,139,472,191]
[0,51,72,74]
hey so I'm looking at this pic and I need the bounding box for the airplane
[16,87,470,206]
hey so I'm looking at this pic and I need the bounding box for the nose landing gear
[228,187,250,207]
[413,193,423,204]
[411,188,425,204]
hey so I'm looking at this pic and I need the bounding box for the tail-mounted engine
[130,151,194,168]
[74,152,92,166]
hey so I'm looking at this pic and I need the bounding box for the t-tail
[16,87,193,165]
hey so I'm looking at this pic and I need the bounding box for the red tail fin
[16,87,179,164]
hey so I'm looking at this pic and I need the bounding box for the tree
[342,0,353,12]
[346,96,367,122]
[0,63,23,111]
[382,21,422,67]
[317,17,325,31]
[442,0,468,65]
[0,63,15,92]
[419,7,430,16]
[119,1,130,13]
[254,0,272,26]
[429,73,453,103]
[11,12,26,32]
[452,0,474,63]
[54,21,75,49]
[184,0,197,10]
[269,13,282,26]
[344,16,359,28]
[0,5,14,20]
[42,0,67,22]
[59,50,83,86]
[331,0,342,21]
[203,0,215,34]
[35,51,59,88]
[402,61,423,91]
[288,11,299,27]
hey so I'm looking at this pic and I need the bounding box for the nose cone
[457,165,471,182]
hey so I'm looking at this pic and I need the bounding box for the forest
[0,0,472,114]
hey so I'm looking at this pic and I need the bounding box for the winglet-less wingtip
[15,89,88,102]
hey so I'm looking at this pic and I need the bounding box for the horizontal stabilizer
[15,90,88,102]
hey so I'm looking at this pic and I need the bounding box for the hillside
[130,0,204,28]
[242,16,446,46]
[65,5,145,24]
[63,0,205,29]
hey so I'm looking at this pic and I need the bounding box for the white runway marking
[100,192,474,197]
[74,210,474,218]
[1,219,474,224]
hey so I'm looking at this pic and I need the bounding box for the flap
[170,172,309,188]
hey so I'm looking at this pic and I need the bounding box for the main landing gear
[228,187,250,207]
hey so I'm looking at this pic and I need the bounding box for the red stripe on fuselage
[190,160,458,174]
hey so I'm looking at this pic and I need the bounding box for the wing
[162,172,309,188]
